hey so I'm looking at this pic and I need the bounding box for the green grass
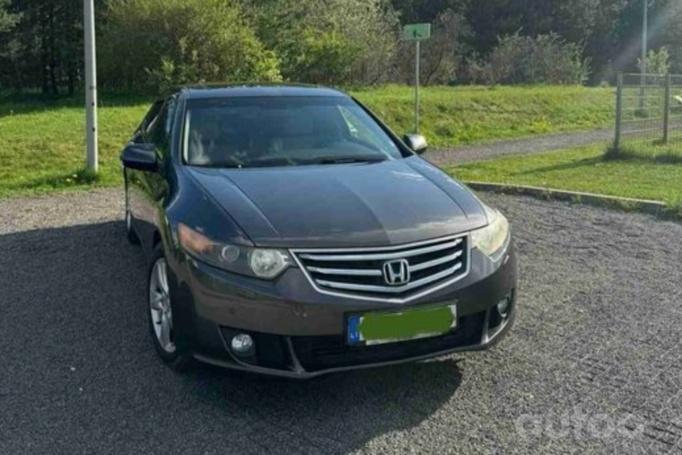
[450,143,682,212]
[351,85,614,146]
[0,85,614,199]
[0,94,151,198]
[605,140,682,164]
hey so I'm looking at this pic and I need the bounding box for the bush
[466,33,589,85]
[100,0,280,92]
[244,0,399,85]
[638,47,671,75]
[285,29,359,85]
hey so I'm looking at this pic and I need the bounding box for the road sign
[403,24,431,42]
[403,24,431,133]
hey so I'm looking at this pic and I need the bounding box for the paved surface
[427,128,613,166]
[2,188,682,454]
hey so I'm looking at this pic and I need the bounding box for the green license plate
[347,304,457,346]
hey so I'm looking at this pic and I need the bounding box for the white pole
[84,0,98,172]
[415,40,420,134]
[642,0,648,74]
[639,0,648,111]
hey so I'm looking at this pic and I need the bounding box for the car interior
[185,104,390,167]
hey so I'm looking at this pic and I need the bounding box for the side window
[148,97,177,155]
[134,101,164,143]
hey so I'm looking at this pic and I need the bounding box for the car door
[126,100,164,237]
[130,97,176,255]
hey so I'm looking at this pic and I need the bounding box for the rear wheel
[148,245,193,371]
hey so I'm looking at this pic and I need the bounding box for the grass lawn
[353,85,613,146]
[0,85,614,199]
[450,143,682,212]
[0,94,151,198]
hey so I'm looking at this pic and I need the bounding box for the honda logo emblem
[382,259,410,286]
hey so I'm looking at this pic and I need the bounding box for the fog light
[230,334,254,356]
[497,299,510,318]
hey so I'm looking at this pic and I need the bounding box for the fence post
[663,73,671,144]
[615,72,623,150]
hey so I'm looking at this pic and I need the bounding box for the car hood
[187,157,488,248]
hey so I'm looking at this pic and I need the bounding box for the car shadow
[182,360,463,454]
[0,221,463,455]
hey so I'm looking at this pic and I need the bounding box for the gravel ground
[426,128,613,166]
[2,188,682,454]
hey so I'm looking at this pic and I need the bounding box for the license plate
[347,304,457,346]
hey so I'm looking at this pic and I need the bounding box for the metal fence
[615,73,682,153]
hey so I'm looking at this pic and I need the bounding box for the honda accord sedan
[121,84,517,377]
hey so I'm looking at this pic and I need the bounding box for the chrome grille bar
[316,263,463,294]
[298,238,462,262]
[410,251,463,273]
[306,267,382,277]
[308,251,463,277]
[291,233,470,303]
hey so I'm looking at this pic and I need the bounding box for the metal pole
[615,72,623,150]
[415,40,420,134]
[663,73,671,144]
[639,0,648,111]
[642,0,648,71]
[84,0,98,172]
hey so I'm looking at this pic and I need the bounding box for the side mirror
[404,134,428,155]
[121,143,158,171]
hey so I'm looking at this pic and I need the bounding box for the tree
[2,0,681,92]
[463,0,600,54]
[653,0,682,73]
[99,0,280,91]
[638,47,670,75]
[0,0,19,34]
[612,0,682,74]
[243,0,399,84]
[466,33,589,85]
[0,0,83,94]
[390,0,468,24]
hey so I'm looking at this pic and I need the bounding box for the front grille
[291,234,469,302]
[291,312,485,372]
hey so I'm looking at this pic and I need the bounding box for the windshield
[183,96,404,168]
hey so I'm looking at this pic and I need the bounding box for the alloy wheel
[149,258,175,353]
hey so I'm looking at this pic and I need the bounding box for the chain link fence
[615,73,682,155]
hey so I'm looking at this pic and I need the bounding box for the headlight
[177,223,292,279]
[471,210,510,259]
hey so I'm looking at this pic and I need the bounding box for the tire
[147,245,193,371]
[125,208,140,245]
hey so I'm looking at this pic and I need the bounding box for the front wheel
[147,245,192,371]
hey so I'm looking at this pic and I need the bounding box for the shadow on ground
[0,221,462,455]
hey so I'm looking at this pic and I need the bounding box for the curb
[464,181,669,217]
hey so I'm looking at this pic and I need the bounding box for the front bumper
[168,244,517,378]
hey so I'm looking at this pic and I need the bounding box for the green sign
[403,23,431,41]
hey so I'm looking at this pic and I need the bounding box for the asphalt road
[2,189,682,454]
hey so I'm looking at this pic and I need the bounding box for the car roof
[179,84,349,100]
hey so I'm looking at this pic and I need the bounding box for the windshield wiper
[192,161,244,169]
[243,157,298,168]
[194,156,387,169]
[313,156,388,165]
